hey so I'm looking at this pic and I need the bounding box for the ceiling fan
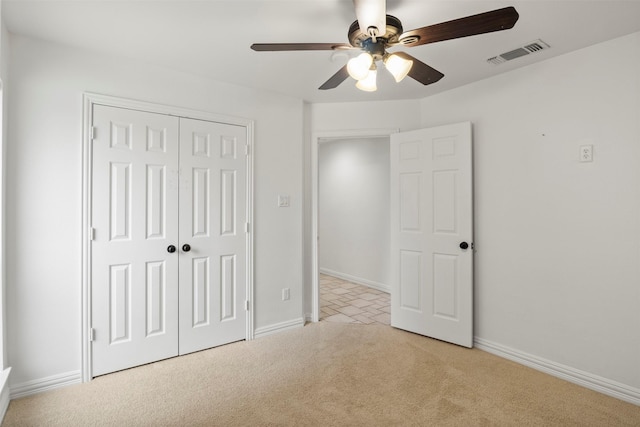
[251,1,519,92]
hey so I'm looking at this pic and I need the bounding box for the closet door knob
[167,245,176,253]
[459,242,469,250]
[182,244,191,252]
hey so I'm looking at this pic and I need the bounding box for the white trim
[311,128,399,323]
[475,337,640,406]
[0,368,11,423]
[81,95,93,383]
[10,370,81,399]
[319,268,390,294]
[254,318,305,338]
[82,93,255,382]
[245,120,255,341]
[82,93,252,128]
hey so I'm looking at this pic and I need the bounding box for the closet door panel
[178,118,248,355]
[92,105,180,376]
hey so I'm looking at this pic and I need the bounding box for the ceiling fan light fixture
[355,69,377,92]
[347,52,374,81]
[384,53,413,83]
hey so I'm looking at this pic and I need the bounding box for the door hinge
[89,227,96,241]
[245,222,250,233]
[89,328,95,342]
[90,126,96,141]
[244,300,250,311]
[244,144,250,156]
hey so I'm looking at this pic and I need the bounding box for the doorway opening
[311,129,398,323]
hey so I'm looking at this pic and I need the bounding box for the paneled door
[389,122,473,348]
[91,105,180,376]
[178,118,248,355]
[91,105,248,376]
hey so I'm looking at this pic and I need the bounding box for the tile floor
[320,273,390,325]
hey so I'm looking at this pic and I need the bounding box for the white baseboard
[475,337,640,406]
[10,370,81,399]
[254,317,305,338]
[0,368,11,423]
[319,268,390,294]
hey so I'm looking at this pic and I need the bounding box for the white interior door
[91,105,180,376]
[178,118,248,355]
[389,122,473,348]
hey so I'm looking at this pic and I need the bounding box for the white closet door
[91,105,180,376]
[178,118,248,355]
[390,122,474,348]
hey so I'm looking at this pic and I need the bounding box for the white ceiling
[4,0,640,103]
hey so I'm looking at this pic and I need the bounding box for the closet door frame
[81,92,255,382]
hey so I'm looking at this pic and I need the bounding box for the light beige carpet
[4,322,640,426]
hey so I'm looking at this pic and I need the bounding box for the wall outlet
[580,145,593,162]
[282,288,290,301]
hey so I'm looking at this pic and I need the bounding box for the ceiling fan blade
[319,65,350,90]
[398,6,519,48]
[394,52,444,86]
[251,43,352,51]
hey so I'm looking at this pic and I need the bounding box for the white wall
[419,32,640,393]
[305,99,421,316]
[309,100,421,133]
[318,137,390,290]
[6,35,305,389]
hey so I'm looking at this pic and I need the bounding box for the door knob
[167,245,176,253]
[459,241,469,250]
[182,244,191,252]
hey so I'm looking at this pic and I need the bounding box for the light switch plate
[278,195,290,207]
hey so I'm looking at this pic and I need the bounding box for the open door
[390,122,473,347]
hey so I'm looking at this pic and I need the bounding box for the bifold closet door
[91,105,180,376]
[178,118,248,355]
[91,106,249,376]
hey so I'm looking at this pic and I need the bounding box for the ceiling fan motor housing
[348,15,404,49]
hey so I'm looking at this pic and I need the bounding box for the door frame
[310,128,398,322]
[81,93,255,382]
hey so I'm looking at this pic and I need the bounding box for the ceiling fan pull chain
[368,27,379,43]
